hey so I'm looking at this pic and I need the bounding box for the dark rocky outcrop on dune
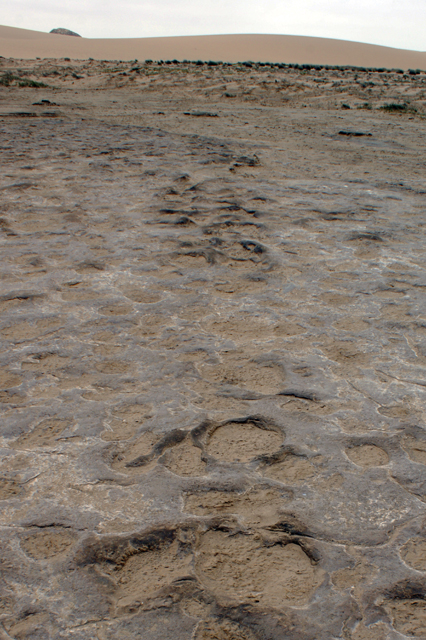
[50,28,81,37]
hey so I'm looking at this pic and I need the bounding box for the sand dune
[1,24,426,68]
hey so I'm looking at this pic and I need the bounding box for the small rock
[50,28,81,37]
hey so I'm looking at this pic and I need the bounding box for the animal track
[195,529,323,608]
[203,418,284,464]
[345,445,389,467]
[184,485,290,528]
[160,439,206,477]
[20,528,76,559]
[400,538,426,571]
[197,352,285,394]
[113,537,194,614]
[194,618,257,640]
[401,435,426,465]
[102,404,153,441]
[0,370,22,388]
[0,478,22,499]
[110,431,160,474]
[12,419,70,449]
[261,453,317,483]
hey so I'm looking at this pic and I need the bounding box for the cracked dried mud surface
[1,59,426,639]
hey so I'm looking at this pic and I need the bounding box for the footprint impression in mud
[122,286,163,304]
[82,526,323,617]
[196,351,285,395]
[1,317,63,343]
[110,417,284,477]
[101,404,153,442]
[195,529,323,609]
[12,419,71,449]
[20,528,77,560]
[400,535,426,573]
[345,444,389,468]
[202,315,273,344]
[202,417,284,465]
[193,618,257,640]
[184,485,290,528]
[261,453,317,484]
[379,584,426,639]
[110,429,206,477]
[0,370,22,390]
[401,435,426,465]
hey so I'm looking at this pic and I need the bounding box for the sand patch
[1,317,62,342]
[131,314,171,338]
[273,321,306,337]
[320,340,370,369]
[99,304,133,316]
[348,622,388,640]
[333,318,370,332]
[213,279,266,297]
[95,360,131,374]
[61,288,100,302]
[378,404,414,419]
[21,353,67,373]
[332,560,377,591]
[319,292,353,306]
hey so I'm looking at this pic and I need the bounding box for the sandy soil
[1,25,426,69]
[1,59,426,639]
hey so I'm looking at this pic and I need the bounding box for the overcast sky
[3,0,425,51]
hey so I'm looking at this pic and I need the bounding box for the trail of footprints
[1,114,426,639]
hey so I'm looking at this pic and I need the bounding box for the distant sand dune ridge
[1,24,426,68]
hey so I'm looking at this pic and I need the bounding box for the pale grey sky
[3,0,425,51]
